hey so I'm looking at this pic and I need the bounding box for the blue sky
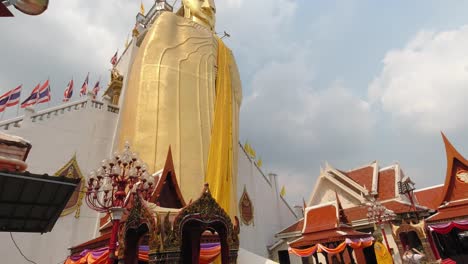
[2,0,468,205]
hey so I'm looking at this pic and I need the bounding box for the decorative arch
[392,220,436,262]
[118,194,160,263]
[150,184,239,263]
[54,154,86,218]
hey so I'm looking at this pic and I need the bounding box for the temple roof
[302,203,339,234]
[289,228,371,247]
[427,133,468,223]
[414,185,444,210]
[331,161,404,201]
[289,199,371,247]
[149,147,186,208]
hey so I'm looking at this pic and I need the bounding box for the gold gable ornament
[54,155,86,218]
[239,185,254,226]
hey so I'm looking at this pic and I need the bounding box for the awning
[289,228,372,248]
[0,171,80,233]
[0,3,13,17]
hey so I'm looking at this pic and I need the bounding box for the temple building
[423,134,468,263]
[0,0,298,263]
[273,161,433,264]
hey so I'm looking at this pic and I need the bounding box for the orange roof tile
[377,169,396,200]
[277,219,304,235]
[342,166,374,192]
[289,228,371,247]
[415,186,444,210]
[427,200,468,222]
[303,204,338,233]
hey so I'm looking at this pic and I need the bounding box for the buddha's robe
[117,12,242,207]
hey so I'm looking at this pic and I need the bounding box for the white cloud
[369,25,468,133]
[241,50,374,204]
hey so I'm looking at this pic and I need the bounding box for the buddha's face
[183,0,216,30]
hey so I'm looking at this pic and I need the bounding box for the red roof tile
[427,200,468,222]
[344,201,426,222]
[377,169,396,200]
[415,186,444,210]
[344,206,368,222]
[303,204,338,233]
[277,219,304,235]
[342,166,374,192]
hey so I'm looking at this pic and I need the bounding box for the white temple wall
[237,146,299,258]
[310,177,358,208]
[270,240,303,264]
[0,100,118,264]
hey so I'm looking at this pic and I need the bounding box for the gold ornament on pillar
[117,0,242,216]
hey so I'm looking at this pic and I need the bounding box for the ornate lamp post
[85,142,155,264]
[366,200,395,262]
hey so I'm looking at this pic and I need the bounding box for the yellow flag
[250,145,256,159]
[140,2,145,14]
[257,158,262,168]
[244,142,252,157]
[280,186,286,197]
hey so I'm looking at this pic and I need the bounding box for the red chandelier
[85,142,155,264]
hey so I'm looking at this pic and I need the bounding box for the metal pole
[108,218,120,264]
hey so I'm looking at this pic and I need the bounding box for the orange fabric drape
[318,242,347,254]
[64,251,109,264]
[288,244,319,257]
[349,240,373,249]
[199,245,221,264]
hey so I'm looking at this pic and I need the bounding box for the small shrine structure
[287,196,373,264]
[65,148,239,264]
[424,133,468,263]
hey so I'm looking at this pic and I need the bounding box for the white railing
[0,98,119,131]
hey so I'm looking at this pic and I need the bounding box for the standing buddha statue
[117,0,242,216]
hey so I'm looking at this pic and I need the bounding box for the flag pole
[47,76,51,108]
[16,84,21,117]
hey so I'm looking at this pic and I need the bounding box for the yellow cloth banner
[205,37,234,216]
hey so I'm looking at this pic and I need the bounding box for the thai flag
[63,79,74,102]
[0,90,10,113]
[110,51,118,66]
[80,74,89,96]
[21,83,41,108]
[36,80,51,104]
[92,80,100,99]
[6,85,22,107]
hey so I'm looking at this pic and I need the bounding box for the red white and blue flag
[36,79,51,104]
[0,90,10,113]
[21,83,41,108]
[110,51,118,66]
[92,80,100,99]
[6,85,22,107]
[0,85,22,112]
[80,73,89,96]
[63,79,74,102]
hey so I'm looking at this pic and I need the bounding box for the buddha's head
[182,0,216,30]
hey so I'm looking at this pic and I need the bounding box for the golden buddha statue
[117,0,242,215]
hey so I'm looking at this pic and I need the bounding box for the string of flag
[1,49,118,114]
[0,75,102,113]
